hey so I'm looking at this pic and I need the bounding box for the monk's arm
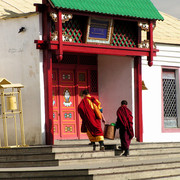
[99,108,105,123]
[115,117,121,129]
[101,113,106,123]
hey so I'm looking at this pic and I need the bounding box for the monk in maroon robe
[116,100,134,156]
[78,90,105,151]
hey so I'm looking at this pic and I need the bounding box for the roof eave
[53,7,164,21]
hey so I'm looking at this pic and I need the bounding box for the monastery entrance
[52,54,98,140]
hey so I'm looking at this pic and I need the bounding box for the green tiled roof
[49,0,164,20]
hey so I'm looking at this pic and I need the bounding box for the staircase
[0,140,180,179]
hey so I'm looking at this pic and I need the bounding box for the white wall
[142,44,180,142]
[0,14,45,145]
[98,55,134,137]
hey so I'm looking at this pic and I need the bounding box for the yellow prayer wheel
[7,96,17,110]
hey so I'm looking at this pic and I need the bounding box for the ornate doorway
[52,54,98,140]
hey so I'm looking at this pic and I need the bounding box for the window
[162,69,178,128]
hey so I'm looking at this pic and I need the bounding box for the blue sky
[151,0,180,19]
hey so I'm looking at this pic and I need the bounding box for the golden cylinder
[7,96,17,110]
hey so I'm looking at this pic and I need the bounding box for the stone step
[117,147,180,156]
[147,176,180,180]
[58,152,180,166]
[0,151,114,168]
[0,145,102,155]
[0,160,59,168]
[1,159,180,178]
[0,145,97,155]
[0,145,112,155]
[0,143,180,168]
[0,176,93,180]
[0,150,114,163]
[54,138,137,145]
[0,146,52,155]
[0,168,89,179]
[55,139,180,148]
[1,142,180,156]
[55,151,114,160]
[53,144,180,153]
[0,141,180,180]
[92,167,180,180]
[52,145,93,153]
[53,142,180,153]
[58,156,180,171]
[3,176,180,180]
[0,153,55,162]
[1,160,180,179]
[89,161,180,175]
[130,142,180,149]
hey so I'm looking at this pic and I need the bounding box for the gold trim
[50,12,58,22]
[62,110,75,121]
[62,14,73,23]
[138,21,156,32]
[138,40,156,49]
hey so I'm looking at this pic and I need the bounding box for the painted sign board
[86,17,113,45]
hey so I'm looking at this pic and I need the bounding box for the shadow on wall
[1,9,35,19]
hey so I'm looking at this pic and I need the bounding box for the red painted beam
[63,42,158,52]
[34,40,45,44]
[63,42,157,57]
[34,40,158,57]
[34,40,47,49]
[34,3,46,12]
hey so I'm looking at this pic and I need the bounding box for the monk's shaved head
[121,100,128,105]
[82,89,89,95]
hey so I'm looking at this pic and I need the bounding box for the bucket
[104,124,116,140]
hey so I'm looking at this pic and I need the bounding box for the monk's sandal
[122,149,129,157]
[100,146,105,151]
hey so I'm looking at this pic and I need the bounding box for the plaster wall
[142,44,180,142]
[98,55,134,137]
[0,14,45,145]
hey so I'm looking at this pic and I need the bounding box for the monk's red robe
[78,97,103,137]
[116,105,134,150]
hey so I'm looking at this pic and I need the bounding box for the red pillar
[57,11,63,61]
[147,20,154,67]
[134,56,143,142]
[42,1,54,145]
[43,53,54,145]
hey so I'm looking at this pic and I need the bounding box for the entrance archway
[52,54,98,140]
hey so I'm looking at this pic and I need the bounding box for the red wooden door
[52,66,97,140]
[59,70,78,139]
[52,69,61,139]
[76,70,88,139]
